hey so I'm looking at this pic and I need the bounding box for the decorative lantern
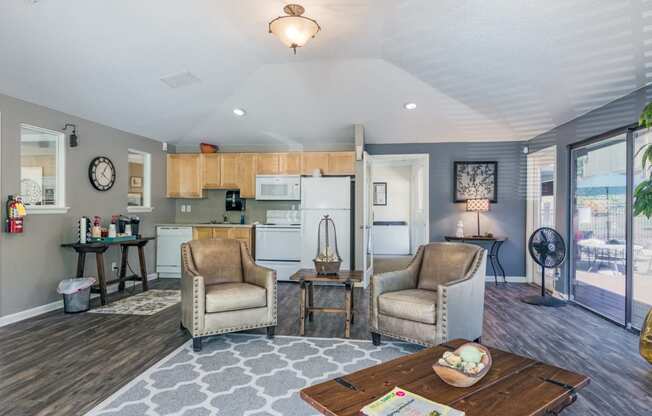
[313,215,342,275]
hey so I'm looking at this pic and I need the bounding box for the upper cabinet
[220,153,240,189]
[200,154,221,189]
[301,152,330,175]
[237,153,257,199]
[167,154,202,198]
[167,151,355,198]
[279,153,302,174]
[327,151,356,175]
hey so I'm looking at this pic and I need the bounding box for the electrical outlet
[181,205,186,213]
[111,262,119,272]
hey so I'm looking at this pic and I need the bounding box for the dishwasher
[156,226,193,278]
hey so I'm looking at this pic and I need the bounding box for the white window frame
[20,123,69,214]
[127,148,153,213]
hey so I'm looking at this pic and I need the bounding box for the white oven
[255,210,301,281]
[255,175,301,200]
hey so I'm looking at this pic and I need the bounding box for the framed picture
[453,161,498,203]
[130,176,143,188]
[373,182,387,206]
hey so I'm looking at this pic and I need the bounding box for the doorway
[526,146,557,291]
[366,154,429,274]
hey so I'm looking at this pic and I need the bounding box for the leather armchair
[370,242,486,347]
[180,238,277,351]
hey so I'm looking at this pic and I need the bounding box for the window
[20,124,67,213]
[127,149,152,212]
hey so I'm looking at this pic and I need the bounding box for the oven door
[255,227,302,261]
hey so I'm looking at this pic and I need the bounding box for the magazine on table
[360,387,465,416]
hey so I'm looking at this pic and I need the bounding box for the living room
[0,1,651,415]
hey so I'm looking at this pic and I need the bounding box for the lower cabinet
[192,226,254,256]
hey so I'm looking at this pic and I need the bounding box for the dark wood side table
[300,338,590,416]
[290,269,363,338]
[61,237,155,305]
[444,235,508,285]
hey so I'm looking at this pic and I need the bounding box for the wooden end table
[290,269,363,338]
[301,338,590,416]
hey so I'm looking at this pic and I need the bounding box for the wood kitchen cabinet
[191,226,254,255]
[237,153,257,198]
[256,153,279,175]
[220,153,240,189]
[167,154,203,198]
[279,152,302,174]
[327,151,356,175]
[200,154,221,189]
[301,152,330,175]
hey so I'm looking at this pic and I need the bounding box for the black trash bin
[57,277,96,313]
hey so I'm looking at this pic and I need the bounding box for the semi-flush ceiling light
[233,108,246,116]
[269,4,320,54]
[404,102,417,110]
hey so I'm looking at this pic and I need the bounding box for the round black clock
[89,156,116,191]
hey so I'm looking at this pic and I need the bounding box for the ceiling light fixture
[233,108,246,117]
[404,102,417,110]
[269,4,320,54]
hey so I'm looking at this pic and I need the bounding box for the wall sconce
[63,123,78,147]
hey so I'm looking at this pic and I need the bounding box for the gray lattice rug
[89,290,180,316]
[85,334,423,416]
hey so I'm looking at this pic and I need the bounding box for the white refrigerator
[301,177,351,270]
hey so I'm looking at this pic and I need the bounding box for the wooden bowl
[200,143,218,153]
[432,342,492,388]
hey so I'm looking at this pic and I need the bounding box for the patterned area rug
[86,334,423,416]
[89,290,180,316]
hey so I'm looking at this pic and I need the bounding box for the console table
[444,236,508,284]
[61,237,155,305]
[290,269,362,338]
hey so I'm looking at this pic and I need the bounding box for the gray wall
[0,93,176,318]
[366,142,527,277]
[174,190,296,224]
[528,84,652,294]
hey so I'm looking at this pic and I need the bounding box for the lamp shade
[269,5,320,53]
[467,198,490,212]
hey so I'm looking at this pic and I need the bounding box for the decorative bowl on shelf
[200,143,218,153]
[432,342,492,388]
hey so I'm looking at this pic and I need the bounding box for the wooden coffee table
[300,339,590,416]
[290,269,363,338]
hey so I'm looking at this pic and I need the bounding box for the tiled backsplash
[174,189,297,224]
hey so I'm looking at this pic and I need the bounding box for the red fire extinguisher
[6,195,26,233]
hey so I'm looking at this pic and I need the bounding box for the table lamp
[467,198,490,237]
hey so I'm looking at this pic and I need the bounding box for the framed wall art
[453,161,498,203]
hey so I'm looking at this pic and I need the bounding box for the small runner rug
[89,289,180,316]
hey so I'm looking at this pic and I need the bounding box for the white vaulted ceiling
[0,0,651,148]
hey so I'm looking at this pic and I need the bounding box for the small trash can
[57,277,96,313]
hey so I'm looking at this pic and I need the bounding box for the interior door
[362,151,374,286]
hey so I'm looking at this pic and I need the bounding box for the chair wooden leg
[266,326,275,339]
[371,332,381,346]
[192,337,202,352]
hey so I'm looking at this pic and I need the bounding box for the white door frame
[526,146,557,286]
[367,153,430,254]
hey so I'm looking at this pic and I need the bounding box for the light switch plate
[180,205,186,213]
[186,205,191,213]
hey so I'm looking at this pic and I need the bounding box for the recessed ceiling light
[404,102,417,110]
[233,108,246,117]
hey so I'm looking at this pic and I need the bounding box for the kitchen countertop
[157,223,256,228]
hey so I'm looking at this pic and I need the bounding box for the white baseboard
[485,275,527,283]
[0,273,158,328]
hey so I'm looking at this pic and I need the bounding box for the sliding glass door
[633,129,652,329]
[570,134,628,324]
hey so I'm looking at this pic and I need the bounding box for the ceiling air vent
[160,71,201,89]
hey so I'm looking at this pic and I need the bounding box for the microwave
[255,175,301,201]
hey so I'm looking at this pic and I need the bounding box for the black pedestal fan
[522,227,567,307]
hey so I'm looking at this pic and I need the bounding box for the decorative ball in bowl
[432,342,492,388]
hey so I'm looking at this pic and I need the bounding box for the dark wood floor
[0,279,650,415]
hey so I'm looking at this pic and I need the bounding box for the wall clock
[89,156,116,191]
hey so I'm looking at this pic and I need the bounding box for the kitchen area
[156,151,356,281]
